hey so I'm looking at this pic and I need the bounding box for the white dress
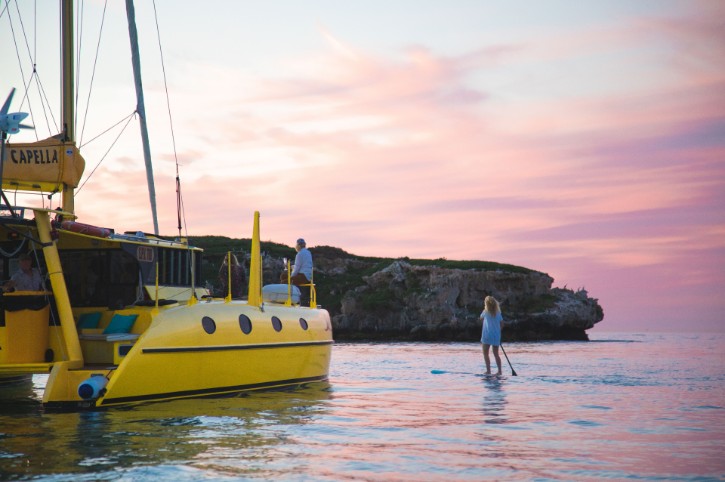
[480,311,502,346]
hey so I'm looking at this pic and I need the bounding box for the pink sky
[2,1,724,332]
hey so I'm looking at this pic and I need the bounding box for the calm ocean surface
[1,333,723,481]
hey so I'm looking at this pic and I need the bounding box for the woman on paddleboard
[480,296,504,375]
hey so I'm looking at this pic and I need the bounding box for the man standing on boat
[3,253,45,292]
[282,238,313,307]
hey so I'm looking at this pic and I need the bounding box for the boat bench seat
[79,333,140,365]
[78,333,140,342]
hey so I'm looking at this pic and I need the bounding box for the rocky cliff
[193,238,604,342]
[322,259,603,341]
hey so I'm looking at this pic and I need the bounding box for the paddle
[500,344,517,376]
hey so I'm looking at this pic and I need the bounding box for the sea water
[0,333,723,481]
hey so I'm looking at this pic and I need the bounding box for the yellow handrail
[284,259,293,306]
[299,277,317,308]
[152,261,159,315]
[282,254,316,308]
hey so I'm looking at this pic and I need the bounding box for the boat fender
[61,220,112,238]
[78,374,109,400]
[263,284,301,304]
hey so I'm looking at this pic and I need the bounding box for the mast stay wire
[76,111,136,195]
[151,0,187,239]
[4,1,69,138]
[3,0,52,140]
[13,0,62,140]
[5,0,121,148]
[78,0,109,147]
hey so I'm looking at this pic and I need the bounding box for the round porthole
[202,316,216,334]
[271,316,282,332]
[299,318,309,330]
[239,314,252,334]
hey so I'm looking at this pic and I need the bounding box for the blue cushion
[103,314,138,334]
[78,312,102,329]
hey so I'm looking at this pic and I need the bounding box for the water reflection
[480,376,508,425]
[0,381,38,415]
[0,383,331,479]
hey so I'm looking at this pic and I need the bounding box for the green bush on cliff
[360,288,396,311]
[406,257,534,274]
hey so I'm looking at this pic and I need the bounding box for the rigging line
[176,175,182,235]
[78,0,108,147]
[151,0,179,166]
[33,68,60,138]
[6,1,45,141]
[152,0,186,237]
[76,113,135,195]
[7,1,30,90]
[10,0,34,65]
[5,1,44,142]
[16,75,40,142]
[79,110,135,149]
[175,181,183,235]
[9,0,35,67]
[30,3,41,135]
[175,174,188,237]
[180,182,189,237]
[7,1,56,140]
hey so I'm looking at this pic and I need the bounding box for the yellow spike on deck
[247,211,263,307]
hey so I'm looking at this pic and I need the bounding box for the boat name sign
[8,147,61,164]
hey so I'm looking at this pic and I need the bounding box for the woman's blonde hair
[484,296,500,316]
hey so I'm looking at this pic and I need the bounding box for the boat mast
[61,0,76,215]
[125,0,159,235]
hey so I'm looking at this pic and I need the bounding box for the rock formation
[325,260,603,341]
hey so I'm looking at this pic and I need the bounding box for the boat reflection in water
[0,376,332,479]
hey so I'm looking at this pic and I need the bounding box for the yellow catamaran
[0,0,332,409]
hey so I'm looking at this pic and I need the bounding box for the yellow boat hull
[40,300,332,409]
